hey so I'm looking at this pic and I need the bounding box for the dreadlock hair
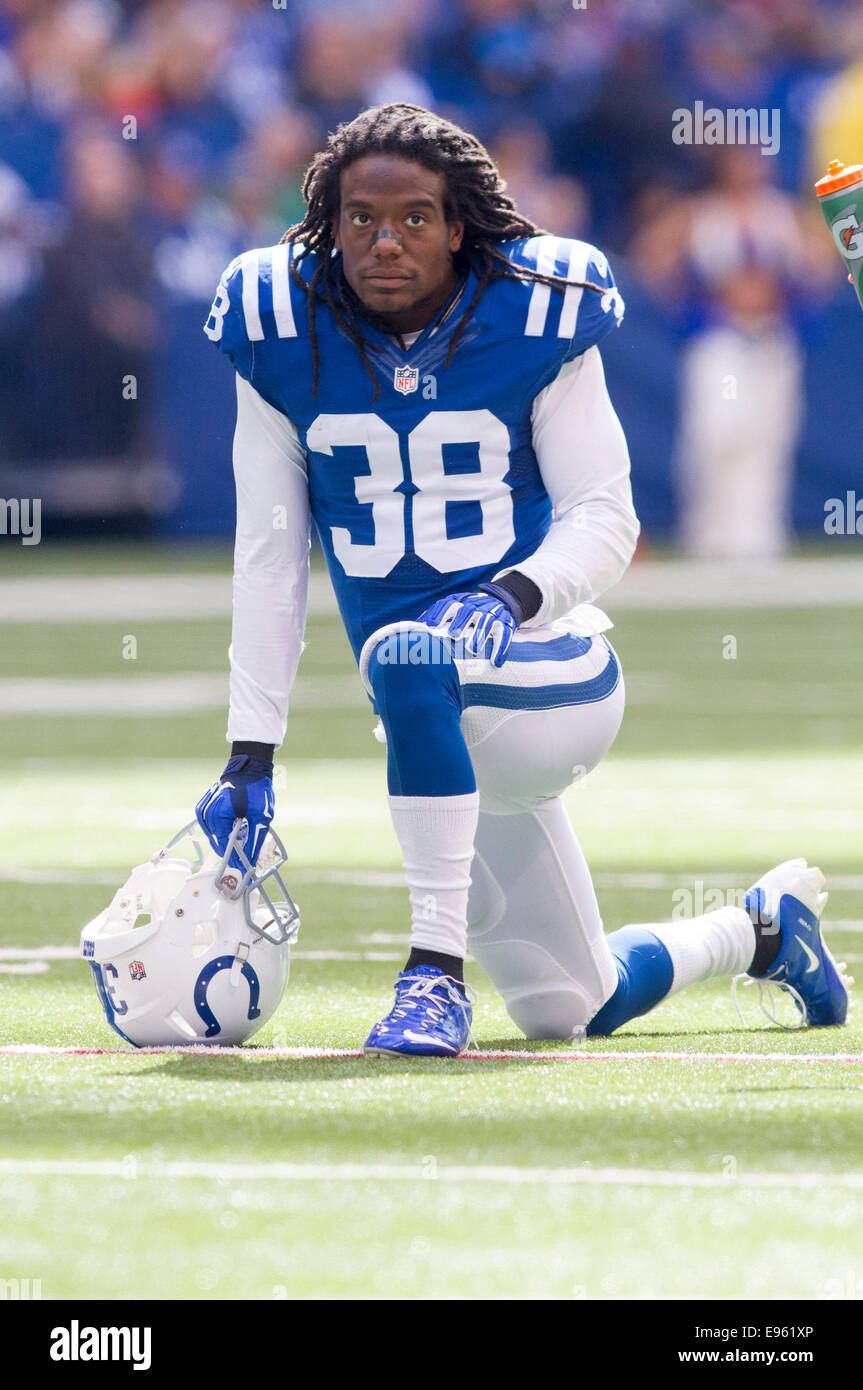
[282,103,608,399]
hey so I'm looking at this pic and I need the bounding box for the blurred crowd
[1,0,863,546]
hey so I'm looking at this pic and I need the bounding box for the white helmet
[80,822,299,1047]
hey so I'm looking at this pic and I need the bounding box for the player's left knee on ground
[468,907,614,1039]
[505,984,603,1041]
[368,632,474,796]
[509,931,673,1040]
[467,805,619,1037]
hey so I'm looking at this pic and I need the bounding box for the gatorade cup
[815,159,863,311]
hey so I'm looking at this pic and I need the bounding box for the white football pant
[457,627,625,1037]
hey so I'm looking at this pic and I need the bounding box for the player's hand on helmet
[418,583,522,668]
[195,752,274,874]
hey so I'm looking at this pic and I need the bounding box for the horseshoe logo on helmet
[193,955,262,1038]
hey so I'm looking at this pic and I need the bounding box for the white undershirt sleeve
[227,373,311,747]
[501,346,640,626]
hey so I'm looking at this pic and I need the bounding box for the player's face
[334,155,464,334]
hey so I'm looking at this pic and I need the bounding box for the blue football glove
[418,585,520,668]
[195,753,274,876]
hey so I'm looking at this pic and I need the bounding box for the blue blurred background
[1,0,862,546]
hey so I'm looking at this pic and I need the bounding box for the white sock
[644,907,756,995]
[388,792,480,959]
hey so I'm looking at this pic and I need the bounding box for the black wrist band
[478,571,543,625]
[231,741,276,761]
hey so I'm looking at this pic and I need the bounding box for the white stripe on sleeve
[240,250,264,341]
[524,236,560,336]
[271,242,297,338]
[557,241,590,339]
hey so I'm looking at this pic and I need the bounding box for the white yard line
[0,1153,860,1190]
[592,873,863,892]
[3,941,856,973]
[0,946,401,963]
[291,950,403,961]
[0,868,120,885]
[0,946,79,959]
[292,869,407,887]
[0,573,337,624]
[3,560,863,625]
[4,863,863,895]
[0,574,234,624]
[2,1044,862,1064]
[603,558,863,609]
[0,672,362,716]
[3,670,850,718]
[0,867,406,887]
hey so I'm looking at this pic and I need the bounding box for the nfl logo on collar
[394,365,419,395]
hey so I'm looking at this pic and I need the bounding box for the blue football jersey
[205,236,624,659]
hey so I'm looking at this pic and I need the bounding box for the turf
[1,547,861,1300]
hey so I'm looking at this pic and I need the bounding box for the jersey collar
[351,269,474,353]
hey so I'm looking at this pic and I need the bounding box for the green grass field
[1,546,862,1301]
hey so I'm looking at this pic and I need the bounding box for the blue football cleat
[741,860,852,1027]
[364,965,476,1057]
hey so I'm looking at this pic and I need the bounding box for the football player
[197,104,848,1055]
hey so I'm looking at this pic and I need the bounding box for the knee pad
[467,931,608,1040]
[368,630,462,727]
[508,987,593,1041]
[367,630,473,797]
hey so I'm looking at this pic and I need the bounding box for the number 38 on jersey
[306,409,514,578]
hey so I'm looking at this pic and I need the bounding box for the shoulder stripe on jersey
[271,242,297,339]
[524,236,560,336]
[240,250,264,341]
[557,241,591,339]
